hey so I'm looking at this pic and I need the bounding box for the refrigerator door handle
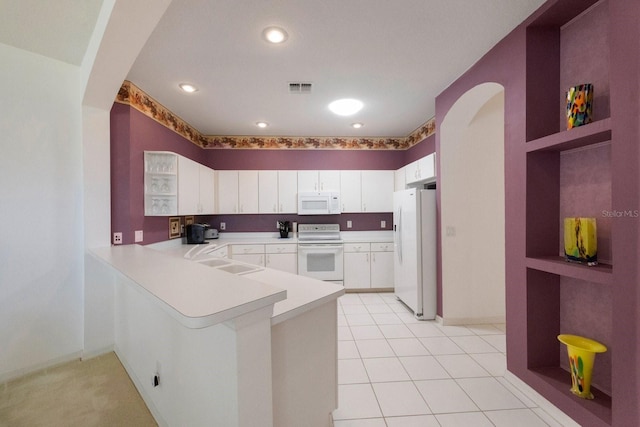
[397,206,403,263]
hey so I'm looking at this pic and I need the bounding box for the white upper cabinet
[361,170,394,212]
[340,171,362,213]
[259,170,298,213]
[199,166,215,214]
[258,170,279,213]
[238,170,259,213]
[216,170,239,214]
[298,170,340,192]
[405,153,436,185]
[278,170,298,213]
[176,155,215,216]
[394,167,406,191]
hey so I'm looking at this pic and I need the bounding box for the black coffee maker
[278,221,291,238]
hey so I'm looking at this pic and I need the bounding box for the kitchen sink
[197,258,231,267]
[217,264,263,275]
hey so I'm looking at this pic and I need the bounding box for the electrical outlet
[220,222,226,230]
[346,220,352,229]
[135,230,143,242]
[381,220,386,229]
[113,232,123,245]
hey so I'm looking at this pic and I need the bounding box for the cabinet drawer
[265,243,297,254]
[344,242,371,253]
[231,244,265,255]
[371,242,393,252]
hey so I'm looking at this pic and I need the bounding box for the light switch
[346,220,353,229]
[381,220,386,229]
[135,230,143,242]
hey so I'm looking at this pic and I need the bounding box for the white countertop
[152,230,393,252]
[90,245,287,329]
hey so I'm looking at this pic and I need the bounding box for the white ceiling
[127,0,545,138]
[0,0,546,138]
[0,0,103,66]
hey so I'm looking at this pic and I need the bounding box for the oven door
[297,243,344,282]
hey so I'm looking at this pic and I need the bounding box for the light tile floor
[332,292,568,427]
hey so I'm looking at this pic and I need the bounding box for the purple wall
[205,147,406,171]
[110,103,425,244]
[434,0,640,424]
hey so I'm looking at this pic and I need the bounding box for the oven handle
[298,244,344,251]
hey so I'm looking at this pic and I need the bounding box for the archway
[439,82,505,325]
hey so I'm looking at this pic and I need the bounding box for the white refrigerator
[393,188,437,319]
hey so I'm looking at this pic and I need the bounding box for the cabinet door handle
[366,253,370,263]
[372,253,376,262]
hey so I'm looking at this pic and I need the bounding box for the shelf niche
[525,0,610,142]
[521,1,614,425]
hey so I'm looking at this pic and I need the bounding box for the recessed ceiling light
[351,123,364,129]
[262,27,288,44]
[329,98,363,116]
[256,121,269,128]
[178,83,197,93]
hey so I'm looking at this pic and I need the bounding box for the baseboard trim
[503,370,580,427]
[439,315,505,326]
[114,346,167,427]
[0,350,83,384]
[81,345,115,361]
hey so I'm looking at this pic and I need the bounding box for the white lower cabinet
[344,243,371,289]
[230,244,265,266]
[370,242,394,288]
[344,242,394,290]
[265,243,297,274]
[230,243,297,272]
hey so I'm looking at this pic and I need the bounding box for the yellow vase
[563,217,597,265]
[558,334,607,399]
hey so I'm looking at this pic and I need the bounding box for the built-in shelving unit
[517,1,617,426]
[144,151,178,216]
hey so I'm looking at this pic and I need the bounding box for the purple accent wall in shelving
[110,103,423,244]
[434,0,640,424]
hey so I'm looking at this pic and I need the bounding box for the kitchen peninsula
[90,242,344,427]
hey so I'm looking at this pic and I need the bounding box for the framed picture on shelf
[184,216,195,226]
[169,217,181,239]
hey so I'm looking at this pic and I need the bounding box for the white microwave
[297,192,341,215]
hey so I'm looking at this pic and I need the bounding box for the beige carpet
[0,352,157,427]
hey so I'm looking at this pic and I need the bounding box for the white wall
[0,43,84,379]
[440,83,506,325]
[0,0,171,379]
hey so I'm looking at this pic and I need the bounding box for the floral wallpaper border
[116,81,435,150]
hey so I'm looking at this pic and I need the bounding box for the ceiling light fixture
[178,83,198,93]
[256,121,269,128]
[329,98,363,116]
[262,27,288,44]
[351,123,364,129]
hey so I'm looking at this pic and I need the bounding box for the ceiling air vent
[289,82,313,94]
